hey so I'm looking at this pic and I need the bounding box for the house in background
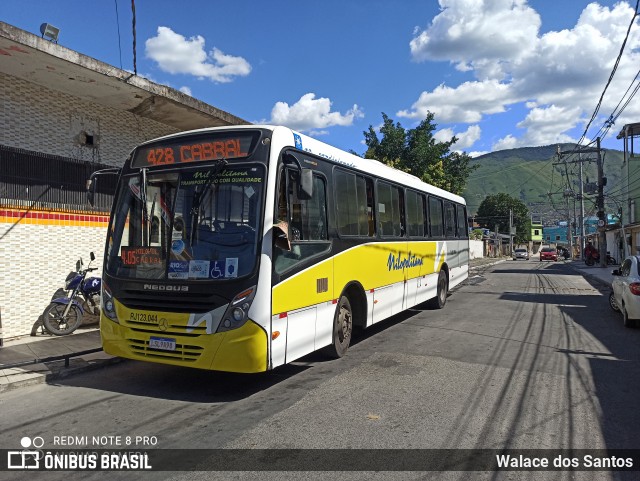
[530,216,543,253]
[543,223,569,245]
[617,122,640,259]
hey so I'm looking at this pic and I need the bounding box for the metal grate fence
[0,144,117,212]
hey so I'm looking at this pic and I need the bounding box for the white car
[609,256,640,328]
[512,248,529,260]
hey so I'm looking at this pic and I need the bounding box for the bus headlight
[217,286,256,333]
[232,307,244,322]
[102,282,119,323]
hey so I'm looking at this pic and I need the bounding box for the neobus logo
[143,284,189,292]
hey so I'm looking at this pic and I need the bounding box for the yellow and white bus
[92,125,469,372]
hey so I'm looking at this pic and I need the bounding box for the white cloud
[404,1,640,148]
[410,0,541,79]
[145,27,251,83]
[492,134,519,152]
[434,124,481,149]
[307,130,330,137]
[266,93,364,131]
[468,150,489,158]
[398,80,516,123]
[179,86,192,96]
[492,104,581,150]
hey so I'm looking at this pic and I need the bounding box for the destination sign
[121,246,163,266]
[132,133,258,167]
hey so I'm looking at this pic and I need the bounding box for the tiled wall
[0,71,181,338]
[0,209,110,339]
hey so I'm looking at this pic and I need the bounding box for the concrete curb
[469,259,506,271]
[0,355,124,393]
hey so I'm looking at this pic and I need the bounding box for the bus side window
[444,201,456,238]
[335,169,373,237]
[378,181,404,237]
[274,169,329,274]
[366,178,375,236]
[406,190,425,237]
[457,204,468,238]
[429,196,444,238]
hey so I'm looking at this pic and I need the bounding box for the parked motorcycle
[40,252,101,336]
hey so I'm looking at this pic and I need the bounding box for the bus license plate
[149,336,176,351]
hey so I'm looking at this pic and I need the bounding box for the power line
[114,0,123,70]
[506,157,556,197]
[578,0,639,146]
[131,0,137,75]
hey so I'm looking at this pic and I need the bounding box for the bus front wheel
[428,270,448,309]
[323,295,352,359]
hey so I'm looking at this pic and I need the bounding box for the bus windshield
[106,164,265,281]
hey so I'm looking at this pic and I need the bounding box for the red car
[540,247,558,261]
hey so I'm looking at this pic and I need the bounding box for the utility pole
[596,137,607,268]
[563,190,573,255]
[578,152,586,257]
[509,209,513,254]
[555,146,595,259]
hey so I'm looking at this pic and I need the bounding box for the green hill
[463,144,625,220]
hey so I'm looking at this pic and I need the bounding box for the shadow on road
[51,307,424,403]
[484,262,640,455]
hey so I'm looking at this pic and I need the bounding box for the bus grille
[126,338,203,362]
[125,320,207,337]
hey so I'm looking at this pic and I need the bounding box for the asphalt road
[1,260,639,481]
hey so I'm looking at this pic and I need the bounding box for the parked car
[609,256,640,328]
[513,248,529,260]
[539,247,558,262]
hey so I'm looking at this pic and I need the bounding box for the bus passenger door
[271,161,332,363]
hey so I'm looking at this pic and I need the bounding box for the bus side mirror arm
[86,168,120,207]
[283,152,313,199]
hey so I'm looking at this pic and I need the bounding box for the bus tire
[428,270,448,309]
[323,295,353,359]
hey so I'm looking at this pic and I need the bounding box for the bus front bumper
[101,318,268,373]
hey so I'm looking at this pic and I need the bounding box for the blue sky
[3,0,639,156]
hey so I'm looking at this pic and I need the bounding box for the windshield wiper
[148,192,158,243]
[189,159,228,247]
[140,168,149,246]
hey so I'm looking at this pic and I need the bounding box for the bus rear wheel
[323,295,352,359]
[428,270,448,309]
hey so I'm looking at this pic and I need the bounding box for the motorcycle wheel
[42,303,83,336]
[585,257,594,266]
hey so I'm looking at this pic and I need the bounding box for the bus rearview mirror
[86,179,96,207]
[299,168,313,199]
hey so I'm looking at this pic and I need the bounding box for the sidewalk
[566,258,616,288]
[0,257,618,393]
[0,328,120,393]
[469,256,507,270]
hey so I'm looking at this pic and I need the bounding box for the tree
[361,113,477,195]
[476,193,531,244]
[470,229,484,240]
